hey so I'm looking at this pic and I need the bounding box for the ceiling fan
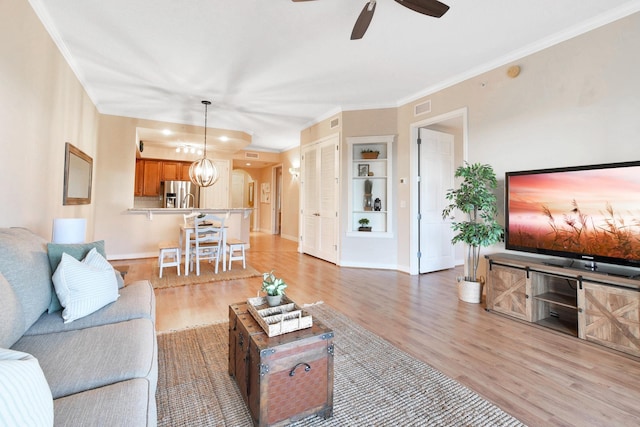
[293,0,450,40]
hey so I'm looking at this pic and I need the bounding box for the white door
[419,128,455,273]
[301,135,339,263]
[201,160,230,208]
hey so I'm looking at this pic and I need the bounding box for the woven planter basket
[457,277,484,304]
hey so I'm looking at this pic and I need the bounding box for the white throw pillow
[52,248,119,323]
[0,348,54,427]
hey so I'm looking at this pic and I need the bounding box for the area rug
[156,304,525,426]
[150,262,261,289]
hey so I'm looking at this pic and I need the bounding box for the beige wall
[280,146,300,242]
[340,109,398,266]
[95,114,240,257]
[301,114,342,147]
[395,12,640,273]
[0,0,98,239]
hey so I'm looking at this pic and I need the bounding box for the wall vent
[414,100,432,116]
[245,152,260,159]
[330,117,340,129]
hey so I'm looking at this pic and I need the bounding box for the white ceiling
[30,0,640,152]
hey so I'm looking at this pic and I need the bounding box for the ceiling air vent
[414,100,431,116]
[245,152,259,159]
[330,118,340,129]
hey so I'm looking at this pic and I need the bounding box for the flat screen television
[505,161,640,269]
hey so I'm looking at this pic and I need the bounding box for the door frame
[271,165,283,235]
[409,107,468,275]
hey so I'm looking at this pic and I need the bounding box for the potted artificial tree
[441,162,504,303]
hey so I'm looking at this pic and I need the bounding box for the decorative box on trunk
[229,302,334,427]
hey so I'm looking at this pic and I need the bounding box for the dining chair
[190,214,225,275]
[182,211,201,255]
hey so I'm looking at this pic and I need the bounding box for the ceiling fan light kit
[295,0,449,40]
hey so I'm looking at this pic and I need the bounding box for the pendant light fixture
[189,100,219,187]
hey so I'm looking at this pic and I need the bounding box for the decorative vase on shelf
[266,294,283,307]
[364,194,373,211]
[363,179,373,211]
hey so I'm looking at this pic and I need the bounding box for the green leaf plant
[441,162,504,282]
[261,270,287,296]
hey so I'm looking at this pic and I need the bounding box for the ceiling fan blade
[351,1,376,40]
[394,0,449,18]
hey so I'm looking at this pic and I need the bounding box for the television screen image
[505,161,640,267]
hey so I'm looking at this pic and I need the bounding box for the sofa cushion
[0,273,25,348]
[54,378,156,427]
[25,281,155,336]
[0,348,54,427]
[46,240,124,313]
[12,318,157,399]
[0,228,53,334]
[52,249,120,323]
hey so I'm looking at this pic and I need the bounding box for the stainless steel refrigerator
[163,181,200,208]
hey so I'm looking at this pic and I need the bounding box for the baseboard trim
[339,261,397,270]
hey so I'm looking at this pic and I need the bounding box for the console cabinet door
[579,281,640,357]
[486,264,530,321]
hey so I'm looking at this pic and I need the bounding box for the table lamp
[52,218,86,243]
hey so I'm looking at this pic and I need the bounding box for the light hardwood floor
[112,233,640,426]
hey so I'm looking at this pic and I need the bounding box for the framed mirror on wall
[63,142,93,205]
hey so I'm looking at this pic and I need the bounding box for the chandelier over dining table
[189,100,219,187]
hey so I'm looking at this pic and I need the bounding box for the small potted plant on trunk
[441,162,504,303]
[358,218,372,231]
[261,270,287,306]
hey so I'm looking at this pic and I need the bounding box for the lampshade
[52,218,86,243]
[190,100,219,188]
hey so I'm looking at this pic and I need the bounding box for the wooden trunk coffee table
[228,302,334,426]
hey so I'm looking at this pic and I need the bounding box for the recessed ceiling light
[246,162,251,166]
[220,136,229,142]
[162,129,172,135]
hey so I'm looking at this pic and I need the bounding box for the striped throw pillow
[52,248,119,323]
[0,348,53,427]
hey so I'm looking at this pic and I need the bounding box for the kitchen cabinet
[142,160,161,196]
[180,162,192,180]
[134,159,196,197]
[134,159,144,196]
[161,161,180,181]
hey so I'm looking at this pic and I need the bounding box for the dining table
[179,222,228,276]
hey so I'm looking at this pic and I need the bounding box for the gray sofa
[0,228,157,426]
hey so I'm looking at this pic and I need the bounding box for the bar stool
[226,238,246,270]
[158,242,181,278]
